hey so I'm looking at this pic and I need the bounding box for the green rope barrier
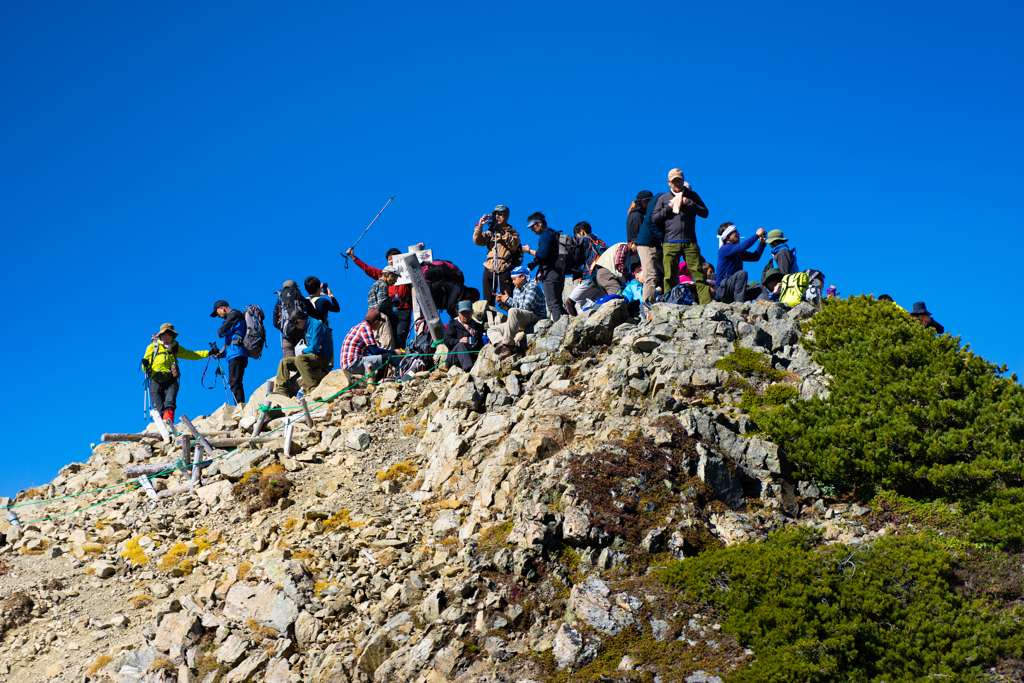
[4,373,372,512]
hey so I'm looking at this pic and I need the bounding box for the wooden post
[251,379,275,439]
[283,423,294,457]
[149,410,171,443]
[179,415,214,458]
[126,459,215,479]
[101,433,147,443]
[399,253,444,342]
[6,509,22,531]
[181,435,192,467]
[160,478,214,498]
[189,463,201,496]
[298,397,314,428]
[137,476,159,500]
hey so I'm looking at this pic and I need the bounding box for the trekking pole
[340,194,396,269]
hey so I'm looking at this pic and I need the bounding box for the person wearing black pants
[228,356,248,404]
[522,212,567,322]
[482,269,513,307]
[150,375,179,418]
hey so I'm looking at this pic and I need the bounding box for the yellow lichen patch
[313,579,340,597]
[282,518,300,532]
[19,539,49,555]
[402,424,417,436]
[157,542,189,572]
[85,655,112,676]
[377,461,417,482]
[129,594,154,609]
[321,509,363,534]
[121,536,152,566]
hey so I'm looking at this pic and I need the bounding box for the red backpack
[421,260,465,285]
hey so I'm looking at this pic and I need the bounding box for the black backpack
[555,233,588,273]
[422,260,465,286]
[277,287,306,341]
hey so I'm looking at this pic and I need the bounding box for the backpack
[585,294,626,311]
[422,260,464,286]
[763,247,799,281]
[778,273,810,307]
[582,235,608,275]
[277,288,305,340]
[555,233,587,273]
[241,305,267,359]
[665,284,694,305]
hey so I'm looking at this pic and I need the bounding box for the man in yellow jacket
[141,323,212,425]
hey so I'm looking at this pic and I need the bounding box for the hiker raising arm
[141,323,211,425]
[714,223,767,304]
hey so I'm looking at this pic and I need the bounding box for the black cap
[288,308,308,323]
[210,300,229,317]
[635,190,653,201]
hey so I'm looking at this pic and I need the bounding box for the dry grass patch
[377,461,417,482]
[129,594,154,609]
[85,655,112,676]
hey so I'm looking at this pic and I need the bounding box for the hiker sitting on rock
[273,309,332,397]
[749,267,784,302]
[565,222,612,316]
[761,230,798,281]
[211,300,247,405]
[444,301,485,371]
[910,302,945,334]
[714,223,767,304]
[490,266,547,358]
[338,309,403,381]
[141,323,211,425]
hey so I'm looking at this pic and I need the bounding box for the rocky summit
[0,300,970,682]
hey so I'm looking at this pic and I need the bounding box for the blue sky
[2,1,1021,496]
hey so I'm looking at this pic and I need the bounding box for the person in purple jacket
[714,223,767,303]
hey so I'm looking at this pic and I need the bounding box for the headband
[718,224,738,247]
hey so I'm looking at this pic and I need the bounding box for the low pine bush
[756,296,1024,500]
[657,528,1023,682]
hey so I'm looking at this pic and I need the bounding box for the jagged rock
[346,429,371,451]
[687,671,724,683]
[215,634,249,666]
[294,611,320,651]
[264,658,291,683]
[222,650,269,683]
[310,653,349,683]
[561,506,590,546]
[568,576,637,635]
[507,520,547,549]
[696,444,745,510]
[421,589,447,623]
[641,527,666,553]
[553,622,583,670]
[88,560,115,578]
[219,448,269,481]
[154,612,203,664]
[223,583,299,633]
[196,480,233,506]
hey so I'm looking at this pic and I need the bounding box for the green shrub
[657,528,1023,682]
[966,487,1024,551]
[715,347,785,381]
[756,296,1024,499]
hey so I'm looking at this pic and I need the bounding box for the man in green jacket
[141,323,211,425]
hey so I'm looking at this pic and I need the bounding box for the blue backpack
[665,284,694,305]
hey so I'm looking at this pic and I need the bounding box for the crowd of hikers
[140,168,945,423]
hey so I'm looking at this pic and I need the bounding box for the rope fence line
[5,372,374,522]
[8,346,487,519]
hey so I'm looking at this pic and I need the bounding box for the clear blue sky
[2,1,1022,496]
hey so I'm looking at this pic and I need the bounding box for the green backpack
[778,272,810,307]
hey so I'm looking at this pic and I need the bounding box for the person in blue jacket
[634,192,665,307]
[211,299,247,404]
[522,212,567,322]
[714,223,767,303]
[273,309,332,396]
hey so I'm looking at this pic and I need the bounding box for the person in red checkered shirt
[338,310,402,380]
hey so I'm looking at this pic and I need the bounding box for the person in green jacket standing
[141,323,211,425]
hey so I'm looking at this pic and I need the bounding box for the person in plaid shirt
[365,266,400,350]
[338,309,400,379]
[489,266,547,358]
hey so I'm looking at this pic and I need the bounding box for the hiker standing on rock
[490,266,547,358]
[273,280,314,359]
[273,309,332,397]
[444,301,485,371]
[634,189,666,308]
[141,323,211,425]
[474,205,521,306]
[651,168,711,305]
[211,300,247,405]
[347,246,415,349]
[522,212,567,322]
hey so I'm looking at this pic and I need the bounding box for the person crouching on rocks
[490,266,547,358]
[141,323,212,425]
[444,300,485,371]
[273,309,332,397]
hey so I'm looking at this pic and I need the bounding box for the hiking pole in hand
[341,194,396,269]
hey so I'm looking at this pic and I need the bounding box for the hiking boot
[162,410,175,424]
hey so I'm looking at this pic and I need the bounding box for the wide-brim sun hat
[157,323,178,338]
[766,230,788,245]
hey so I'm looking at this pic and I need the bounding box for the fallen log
[125,459,215,478]
[157,478,215,498]
[101,433,148,443]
